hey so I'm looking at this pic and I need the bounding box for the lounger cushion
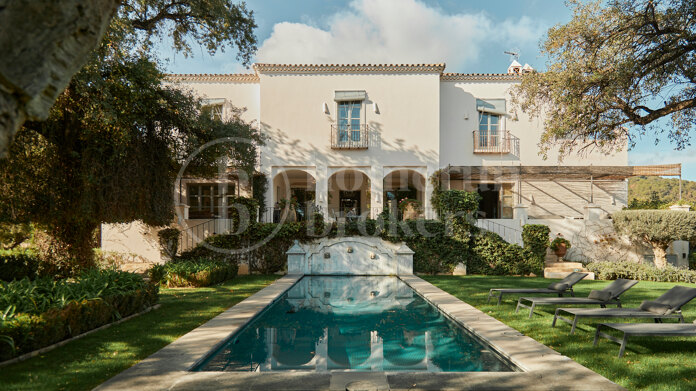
[588,290,612,301]
[640,300,673,315]
[548,282,569,291]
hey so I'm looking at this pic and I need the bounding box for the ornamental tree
[0,0,257,157]
[612,210,696,268]
[512,0,696,157]
[0,1,260,273]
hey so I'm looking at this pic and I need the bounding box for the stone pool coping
[95,275,625,391]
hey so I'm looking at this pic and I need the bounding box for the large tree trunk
[651,244,669,269]
[0,0,120,157]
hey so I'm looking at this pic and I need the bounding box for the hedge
[181,217,489,275]
[0,269,158,360]
[148,258,238,287]
[522,224,550,260]
[587,260,696,283]
[470,232,541,276]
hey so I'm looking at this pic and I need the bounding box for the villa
[101,61,685,267]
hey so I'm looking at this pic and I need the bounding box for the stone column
[424,168,434,219]
[315,165,329,220]
[286,240,307,275]
[370,165,383,218]
[263,167,274,223]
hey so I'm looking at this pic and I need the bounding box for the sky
[158,0,696,181]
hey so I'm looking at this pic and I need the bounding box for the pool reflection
[197,276,512,372]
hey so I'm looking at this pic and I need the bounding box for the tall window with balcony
[338,101,361,142]
[332,91,368,149]
[478,113,500,149]
[474,98,509,154]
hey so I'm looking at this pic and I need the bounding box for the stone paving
[95,275,625,391]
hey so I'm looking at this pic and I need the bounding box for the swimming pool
[194,276,514,372]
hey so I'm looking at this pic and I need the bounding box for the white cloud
[255,0,546,70]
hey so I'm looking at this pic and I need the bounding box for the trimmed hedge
[587,260,696,283]
[148,258,238,287]
[470,232,541,276]
[522,224,550,260]
[0,270,158,360]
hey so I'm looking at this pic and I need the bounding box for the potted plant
[550,235,571,259]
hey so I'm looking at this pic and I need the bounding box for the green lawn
[0,275,279,391]
[424,275,696,391]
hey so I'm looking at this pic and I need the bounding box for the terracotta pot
[554,243,567,258]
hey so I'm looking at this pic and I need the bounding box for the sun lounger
[486,271,588,306]
[552,285,696,334]
[593,321,696,357]
[515,278,638,318]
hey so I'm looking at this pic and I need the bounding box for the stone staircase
[543,252,594,280]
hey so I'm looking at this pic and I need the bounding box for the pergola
[443,164,683,203]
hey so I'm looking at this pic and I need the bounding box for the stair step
[544,270,595,280]
[544,262,584,268]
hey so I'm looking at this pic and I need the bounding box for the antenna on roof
[504,50,520,62]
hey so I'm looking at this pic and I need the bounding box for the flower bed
[0,269,158,361]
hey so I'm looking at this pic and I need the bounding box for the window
[337,100,362,142]
[201,98,226,121]
[478,112,500,147]
[187,183,236,219]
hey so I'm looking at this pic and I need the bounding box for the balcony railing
[472,130,511,154]
[331,124,368,149]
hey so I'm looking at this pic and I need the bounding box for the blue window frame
[478,113,500,147]
[338,101,361,142]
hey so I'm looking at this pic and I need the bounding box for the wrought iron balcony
[331,124,368,149]
[472,130,512,154]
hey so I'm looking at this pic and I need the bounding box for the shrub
[522,224,550,258]
[613,210,696,269]
[471,232,540,276]
[0,270,158,360]
[149,258,238,287]
[0,251,42,281]
[432,189,481,217]
[228,196,259,230]
[587,260,696,283]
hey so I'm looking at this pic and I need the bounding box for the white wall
[166,79,260,124]
[439,80,629,167]
[258,71,441,215]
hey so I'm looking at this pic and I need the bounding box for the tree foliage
[0,1,260,272]
[628,176,696,207]
[612,210,696,268]
[117,0,257,64]
[512,0,696,157]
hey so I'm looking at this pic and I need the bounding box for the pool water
[195,276,514,372]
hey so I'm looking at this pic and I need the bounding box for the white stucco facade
[102,62,649,265]
[167,63,629,223]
